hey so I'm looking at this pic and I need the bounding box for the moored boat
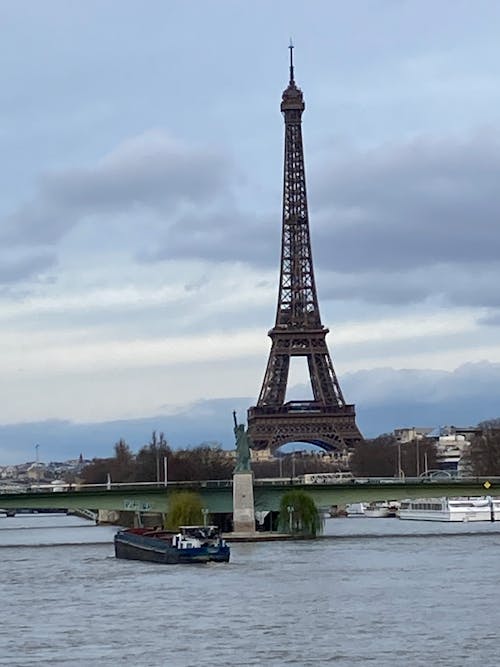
[114,525,230,564]
[346,502,365,517]
[363,501,399,518]
[398,497,500,522]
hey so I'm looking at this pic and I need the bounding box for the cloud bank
[2,362,499,464]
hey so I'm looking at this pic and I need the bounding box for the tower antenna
[289,38,295,84]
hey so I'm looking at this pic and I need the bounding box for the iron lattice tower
[247,46,363,454]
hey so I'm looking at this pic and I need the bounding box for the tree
[165,491,204,530]
[350,434,398,477]
[463,429,500,476]
[80,457,114,484]
[111,439,136,482]
[278,490,323,537]
[80,439,136,484]
[135,431,171,482]
[165,445,234,481]
[350,435,437,478]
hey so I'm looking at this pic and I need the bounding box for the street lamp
[287,505,294,533]
[163,456,168,488]
[35,444,40,484]
[397,442,405,480]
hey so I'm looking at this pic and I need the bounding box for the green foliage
[165,491,204,531]
[278,490,323,537]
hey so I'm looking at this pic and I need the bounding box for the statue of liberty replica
[233,411,252,472]
[232,411,256,534]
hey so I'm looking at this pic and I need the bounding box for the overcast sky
[2,1,500,462]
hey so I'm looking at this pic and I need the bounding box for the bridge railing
[1,479,234,494]
[254,476,500,486]
[2,476,499,497]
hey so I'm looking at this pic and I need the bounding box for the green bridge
[1,478,498,516]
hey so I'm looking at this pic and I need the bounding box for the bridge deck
[1,478,498,514]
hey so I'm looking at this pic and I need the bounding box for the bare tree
[463,429,500,476]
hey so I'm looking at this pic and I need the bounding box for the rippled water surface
[1,514,500,666]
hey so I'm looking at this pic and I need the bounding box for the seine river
[1,513,499,666]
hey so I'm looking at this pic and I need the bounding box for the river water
[1,513,499,666]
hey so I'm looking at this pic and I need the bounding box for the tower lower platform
[247,402,362,454]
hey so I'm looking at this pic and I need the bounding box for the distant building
[393,424,481,476]
[251,449,272,462]
[433,426,480,475]
[26,462,47,481]
[394,427,434,443]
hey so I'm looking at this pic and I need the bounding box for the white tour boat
[398,497,500,522]
[363,501,399,518]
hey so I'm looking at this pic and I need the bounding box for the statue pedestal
[232,471,256,534]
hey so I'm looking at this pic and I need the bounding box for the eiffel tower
[247,46,363,454]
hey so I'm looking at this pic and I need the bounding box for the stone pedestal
[232,471,256,534]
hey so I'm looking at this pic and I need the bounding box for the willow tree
[278,490,323,537]
[165,491,204,531]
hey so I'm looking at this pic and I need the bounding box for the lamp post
[287,505,294,533]
[397,442,403,480]
[35,444,40,484]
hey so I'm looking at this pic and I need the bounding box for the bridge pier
[232,472,256,535]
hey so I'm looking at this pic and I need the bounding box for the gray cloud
[294,361,500,435]
[305,133,500,308]
[142,208,280,268]
[0,250,57,285]
[343,361,500,405]
[5,126,500,312]
[312,132,500,272]
[144,131,500,311]
[319,270,431,306]
[1,131,231,248]
[478,311,500,326]
[318,259,500,309]
[2,362,500,462]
